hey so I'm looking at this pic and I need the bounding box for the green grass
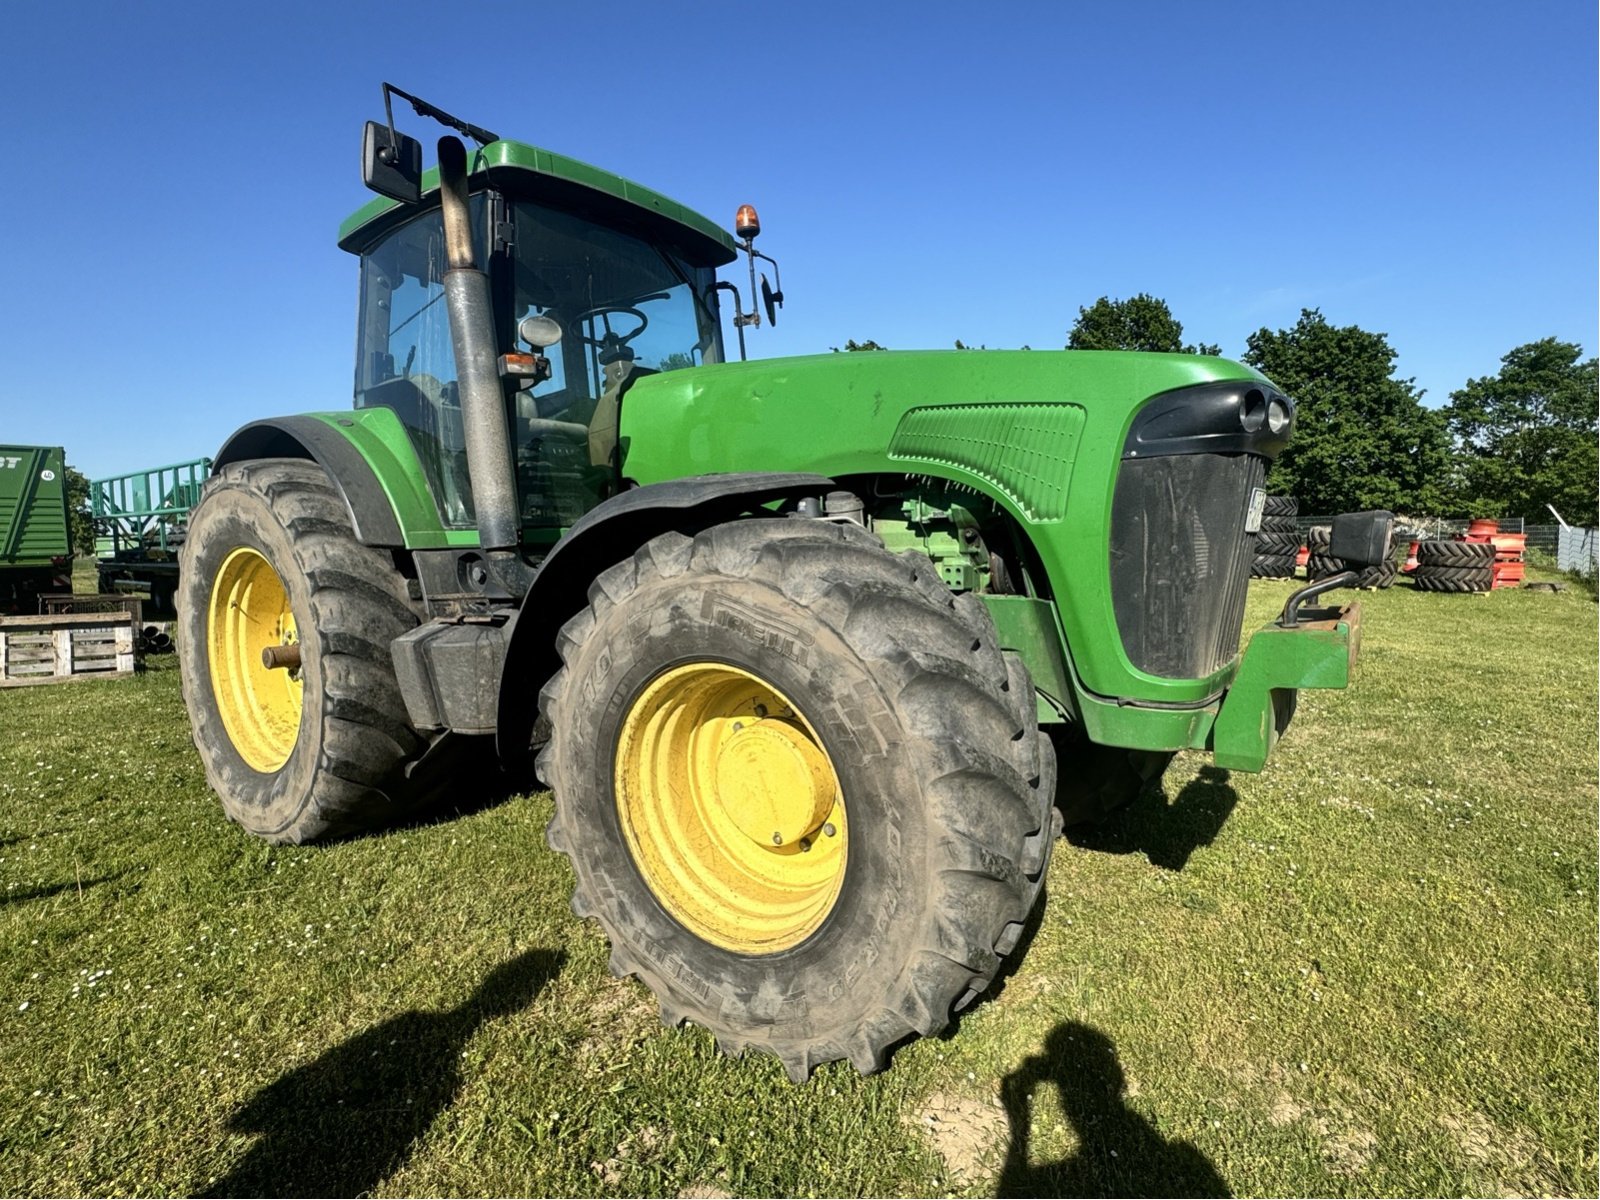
[1,575,1594,1197]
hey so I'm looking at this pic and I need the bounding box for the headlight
[1239,389,1267,432]
[1266,396,1291,435]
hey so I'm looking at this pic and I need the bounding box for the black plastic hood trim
[1123,380,1294,461]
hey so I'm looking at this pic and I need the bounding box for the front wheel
[178,458,429,843]
[537,519,1058,1081]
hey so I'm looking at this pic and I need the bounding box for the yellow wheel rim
[615,662,847,954]
[207,547,303,773]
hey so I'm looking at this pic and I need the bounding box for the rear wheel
[537,519,1058,1081]
[178,459,430,843]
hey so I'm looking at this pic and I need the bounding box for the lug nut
[771,832,783,845]
[823,822,837,838]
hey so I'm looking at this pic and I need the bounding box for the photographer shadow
[1067,766,1238,872]
[997,1021,1230,1198]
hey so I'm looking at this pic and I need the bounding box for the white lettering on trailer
[0,457,20,469]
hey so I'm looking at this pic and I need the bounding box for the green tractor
[179,87,1391,1081]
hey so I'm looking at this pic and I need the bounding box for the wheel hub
[714,720,836,848]
[207,546,303,773]
[614,661,847,954]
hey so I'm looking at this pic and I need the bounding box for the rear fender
[212,409,461,549]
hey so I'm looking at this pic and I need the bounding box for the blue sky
[0,0,1593,479]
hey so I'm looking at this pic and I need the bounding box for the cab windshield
[353,195,721,532]
[509,199,721,528]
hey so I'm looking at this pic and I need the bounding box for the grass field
[1,575,1595,1197]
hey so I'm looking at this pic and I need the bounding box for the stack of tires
[1412,539,1495,593]
[1251,496,1299,578]
[1464,518,1527,589]
[1305,528,1399,589]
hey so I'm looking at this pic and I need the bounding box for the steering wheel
[574,296,666,364]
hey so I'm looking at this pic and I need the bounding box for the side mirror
[362,120,422,204]
[761,276,783,328]
[1329,510,1395,567]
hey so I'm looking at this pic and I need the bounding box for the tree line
[836,294,1598,525]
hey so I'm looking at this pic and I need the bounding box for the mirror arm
[380,85,400,165]
[752,249,783,305]
[711,281,749,361]
[742,240,763,329]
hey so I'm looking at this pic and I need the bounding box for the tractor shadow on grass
[1066,766,1238,872]
[390,738,536,835]
[996,1021,1231,1198]
[0,875,121,909]
[201,946,565,1199]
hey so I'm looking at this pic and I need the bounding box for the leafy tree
[64,466,95,556]
[830,339,888,352]
[1067,294,1221,355]
[1444,338,1598,526]
[1242,309,1452,514]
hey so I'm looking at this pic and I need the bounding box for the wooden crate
[0,612,137,687]
[40,592,146,626]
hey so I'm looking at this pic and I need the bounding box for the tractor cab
[339,104,745,547]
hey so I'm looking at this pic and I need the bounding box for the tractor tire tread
[1416,539,1496,567]
[1251,553,1297,578]
[1254,531,1301,557]
[540,518,1054,1081]
[178,458,435,844]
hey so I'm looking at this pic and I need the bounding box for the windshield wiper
[650,244,719,352]
[389,289,447,339]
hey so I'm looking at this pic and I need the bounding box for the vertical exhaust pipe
[437,136,521,560]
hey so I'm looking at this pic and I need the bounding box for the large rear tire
[537,519,1058,1081]
[178,459,430,843]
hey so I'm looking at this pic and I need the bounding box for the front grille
[1108,453,1265,680]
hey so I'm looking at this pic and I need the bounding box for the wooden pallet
[39,592,146,625]
[0,612,137,687]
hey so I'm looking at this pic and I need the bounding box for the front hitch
[1214,509,1392,770]
[1280,570,1357,626]
[1279,509,1395,626]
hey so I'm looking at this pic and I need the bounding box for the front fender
[495,472,834,770]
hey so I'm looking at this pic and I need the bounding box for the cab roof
[337,139,739,268]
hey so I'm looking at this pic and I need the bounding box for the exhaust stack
[437,136,521,564]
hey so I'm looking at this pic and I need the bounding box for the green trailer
[176,87,1394,1081]
[0,445,73,613]
[91,458,211,617]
